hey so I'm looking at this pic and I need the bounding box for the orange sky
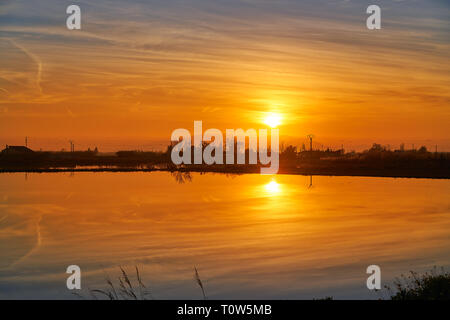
[0,0,449,151]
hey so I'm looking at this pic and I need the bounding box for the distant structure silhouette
[69,140,75,152]
[308,175,313,189]
[307,134,314,151]
[1,145,34,154]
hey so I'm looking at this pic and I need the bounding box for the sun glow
[264,180,281,195]
[264,113,282,128]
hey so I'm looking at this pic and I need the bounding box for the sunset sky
[0,0,449,151]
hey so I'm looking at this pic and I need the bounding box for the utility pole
[25,136,28,147]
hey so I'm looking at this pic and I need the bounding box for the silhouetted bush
[385,267,450,300]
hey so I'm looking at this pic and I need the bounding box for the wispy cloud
[7,38,43,95]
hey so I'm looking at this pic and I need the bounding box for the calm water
[0,172,449,299]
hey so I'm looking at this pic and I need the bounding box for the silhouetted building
[1,145,34,154]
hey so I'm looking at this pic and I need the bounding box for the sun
[264,113,282,128]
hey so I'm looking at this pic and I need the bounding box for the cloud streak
[7,38,43,95]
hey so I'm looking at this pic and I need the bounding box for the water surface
[0,172,449,299]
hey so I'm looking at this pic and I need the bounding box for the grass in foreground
[75,266,207,300]
[77,265,450,300]
[385,267,450,300]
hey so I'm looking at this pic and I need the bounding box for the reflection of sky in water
[0,172,449,299]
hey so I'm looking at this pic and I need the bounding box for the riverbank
[1,146,449,179]
[1,165,449,179]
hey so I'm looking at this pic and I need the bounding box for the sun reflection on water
[264,180,282,195]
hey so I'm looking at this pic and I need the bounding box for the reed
[75,266,206,300]
[75,266,152,300]
[194,266,207,300]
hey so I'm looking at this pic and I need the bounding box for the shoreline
[1,166,449,179]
